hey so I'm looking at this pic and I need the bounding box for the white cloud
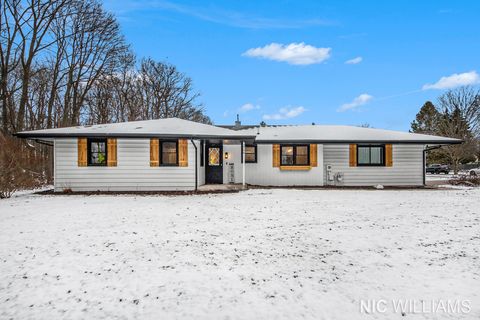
[263,106,306,120]
[337,94,373,112]
[422,71,480,90]
[243,43,331,65]
[345,56,363,64]
[238,103,260,113]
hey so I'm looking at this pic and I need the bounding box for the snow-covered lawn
[425,173,455,181]
[425,172,477,182]
[1,188,479,319]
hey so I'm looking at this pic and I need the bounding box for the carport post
[242,141,246,188]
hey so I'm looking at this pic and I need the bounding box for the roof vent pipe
[234,114,241,128]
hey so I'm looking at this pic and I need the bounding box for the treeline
[411,86,480,173]
[0,0,210,134]
[0,0,210,197]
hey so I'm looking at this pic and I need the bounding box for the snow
[426,173,456,182]
[1,188,479,319]
[426,173,478,186]
[241,125,461,144]
[16,118,255,139]
[16,117,460,144]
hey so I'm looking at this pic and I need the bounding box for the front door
[205,143,223,184]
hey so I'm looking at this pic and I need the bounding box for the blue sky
[104,0,480,130]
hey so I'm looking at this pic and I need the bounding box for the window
[295,145,309,165]
[87,138,107,166]
[357,145,385,166]
[243,145,257,163]
[208,147,220,166]
[280,145,309,166]
[160,141,178,166]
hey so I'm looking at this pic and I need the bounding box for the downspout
[190,139,198,192]
[422,148,426,186]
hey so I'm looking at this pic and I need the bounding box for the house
[15,117,461,192]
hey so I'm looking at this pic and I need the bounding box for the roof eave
[254,139,462,144]
[14,133,462,144]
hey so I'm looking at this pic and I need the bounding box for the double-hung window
[244,145,257,163]
[160,141,178,166]
[357,145,385,166]
[280,145,309,166]
[87,138,107,166]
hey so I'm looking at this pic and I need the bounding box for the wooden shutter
[349,144,357,167]
[385,144,393,167]
[77,138,87,167]
[272,144,280,167]
[150,138,159,167]
[178,139,188,167]
[310,144,318,167]
[107,138,117,167]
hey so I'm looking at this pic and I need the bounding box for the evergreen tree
[410,101,440,134]
[411,101,445,164]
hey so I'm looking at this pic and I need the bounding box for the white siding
[223,144,243,184]
[323,144,424,186]
[245,144,324,186]
[54,140,425,191]
[196,141,205,186]
[54,138,197,192]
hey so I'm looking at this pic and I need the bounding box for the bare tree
[58,0,128,126]
[436,87,480,173]
[0,0,23,133]
[0,132,43,198]
[85,57,211,125]
[438,87,479,134]
[138,58,210,123]
[4,0,70,132]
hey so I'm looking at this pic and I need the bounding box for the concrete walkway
[197,184,247,192]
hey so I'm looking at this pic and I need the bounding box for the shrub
[0,133,40,198]
[449,175,480,187]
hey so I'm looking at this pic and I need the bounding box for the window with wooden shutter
[178,139,188,167]
[86,138,107,166]
[349,144,357,167]
[272,144,280,167]
[160,140,178,165]
[357,145,386,166]
[150,138,159,167]
[310,144,318,167]
[77,138,87,167]
[280,145,309,166]
[107,138,117,167]
[385,144,393,167]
